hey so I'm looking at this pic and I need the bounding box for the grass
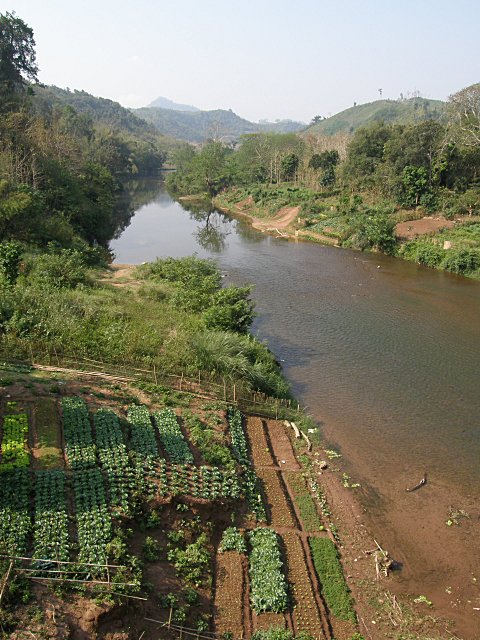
[308,537,356,623]
[285,472,323,532]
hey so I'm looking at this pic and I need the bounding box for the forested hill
[305,97,447,136]
[135,105,305,143]
[33,85,179,151]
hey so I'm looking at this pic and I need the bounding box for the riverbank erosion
[212,186,480,279]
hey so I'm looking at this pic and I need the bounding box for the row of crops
[248,528,288,613]
[0,468,31,555]
[156,462,241,500]
[154,409,194,464]
[62,397,96,469]
[73,468,112,566]
[94,408,134,513]
[0,407,29,472]
[227,408,267,521]
[33,470,70,563]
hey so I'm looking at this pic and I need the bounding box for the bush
[0,241,22,285]
[26,249,89,289]
[203,285,255,333]
[442,248,480,274]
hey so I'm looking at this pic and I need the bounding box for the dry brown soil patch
[395,216,454,240]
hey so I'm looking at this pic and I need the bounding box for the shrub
[442,248,480,274]
[26,249,89,289]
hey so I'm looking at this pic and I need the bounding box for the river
[112,179,480,636]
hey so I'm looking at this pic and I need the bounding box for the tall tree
[0,11,38,101]
[449,83,480,148]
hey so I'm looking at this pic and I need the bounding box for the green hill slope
[306,97,447,136]
[135,106,305,143]
[32,85,179,150]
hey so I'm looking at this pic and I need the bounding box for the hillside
[305,97,447,136]
[32,85,179,151]
[135,106,305,143]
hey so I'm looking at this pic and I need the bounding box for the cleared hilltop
[305,97,447,136]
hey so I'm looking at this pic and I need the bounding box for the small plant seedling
[413,594,433,606]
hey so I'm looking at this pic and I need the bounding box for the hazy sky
[6,0,480,122]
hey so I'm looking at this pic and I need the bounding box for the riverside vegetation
[167,84,480,279]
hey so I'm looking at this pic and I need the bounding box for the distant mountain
[134,106,305,143]
[148,96,200,112]
[305,97,447,136]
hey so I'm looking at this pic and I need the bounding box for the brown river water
[112,181,480,637]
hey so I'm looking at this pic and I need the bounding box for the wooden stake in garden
[0,561,14,605]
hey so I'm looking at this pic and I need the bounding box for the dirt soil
[395,216,455,240]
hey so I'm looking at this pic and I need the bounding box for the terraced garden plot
[72,468,112,566]
[0,410,29,471]
[285,471,323,532]
[256,468,296,528]
[0,467,31,555]
[213,550,245,636]
[61,397,96,469]
[309,537,356,625]
[254,611,287,631]
[32,398,63,469]
[153,408,194,464]
[282,532,325,638]
[156,462,241,500]
[94,409,134,513]
[33,469,70,563]
[248,528,288,614]
[228,407,249,465]
[245,417,275,467]
[265,419,301,470]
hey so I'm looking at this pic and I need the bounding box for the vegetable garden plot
[248,528,288,614]
[0,468,31,555]
[72,468,112,566]
[33,470,70,563]
[33,398,63,469]
[153,409,193,464]
[228,407,249,465]
[308,537,356,624]
[254,611,287,631]
[127,404,159,469]
[0,411,29,471]
[256,468,296,528]
[61,397,96,469]
[94,409,134,513]
[282,532,325,638]
[245,417,275,467]
[264,419,300,470]
[213,550,245,636]
[285,472,323,532]
[155,462,241,500]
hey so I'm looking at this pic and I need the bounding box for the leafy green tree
[309,150,339,186]
[0,12,38,101]
[402,165,429,206]
[0,241,22,284]
[341,122,392,189]
[350,208,396,254]
[281,152,299,181]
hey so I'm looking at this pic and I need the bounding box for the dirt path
[251,206,301,232]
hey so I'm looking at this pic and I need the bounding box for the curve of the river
[112,181,480,636]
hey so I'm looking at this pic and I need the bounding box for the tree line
[0,11,167,256]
